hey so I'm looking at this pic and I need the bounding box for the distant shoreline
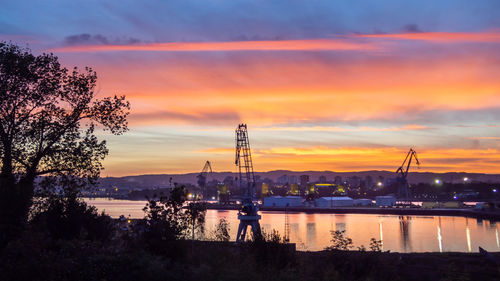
[84,197,500,221]
[212,205,500,221]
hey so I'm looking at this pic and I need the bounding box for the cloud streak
[131,110,241,125]
[357,30,500,43]
[253,124,429,132]
[64,33,142,46]
[49,38,379,53]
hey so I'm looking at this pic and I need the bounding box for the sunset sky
[2,1,500,175]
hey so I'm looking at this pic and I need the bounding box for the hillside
[97,170,500,190]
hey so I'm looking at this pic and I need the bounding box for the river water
[86,198,500,253]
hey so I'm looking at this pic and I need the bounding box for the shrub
[212,218,231,242]
[369,238,383,252]
[30,194,114,242]
[325,230,353,251]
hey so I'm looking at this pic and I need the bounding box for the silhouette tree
[325,230,354,251]
[212,218,231,242]
[186,200,207,240]
[0,42,129,245]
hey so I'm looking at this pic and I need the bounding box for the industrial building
[353,198,373,206]
[263,196,303,207]
[376,195,396,207]
[316,196,354,207]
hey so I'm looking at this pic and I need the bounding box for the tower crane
[396,148,421,201]
[235,124,262,242]
[197,160,212,200]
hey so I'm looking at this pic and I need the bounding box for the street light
[463,177,469,182]
[435,179,441,184]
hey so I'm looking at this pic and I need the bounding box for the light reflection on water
[86,198,500,253]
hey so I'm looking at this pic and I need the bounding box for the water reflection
[466,218,472,252]
[306,222,316,249]
[86,198,500,253]
[437,217,443,253]
[379,221,384,251]
[336,222,346,232]
[399,216,411,252]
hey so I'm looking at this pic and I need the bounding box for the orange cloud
[356,30,500,43]
[249,147,500,173]
[195,147,234,154]
[49,39,379,53]
[252,125,428,132]
[100,48,500,127]
[470,137,500,140]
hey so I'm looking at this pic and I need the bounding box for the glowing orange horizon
[102,146,500,176]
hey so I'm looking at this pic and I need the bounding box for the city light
[377,182,383,187]
[494,189,498,193]
[463,177,469,182]
[435,179,441,184]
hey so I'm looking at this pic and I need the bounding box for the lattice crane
[234,124,262,242]
[235,125,255,197]
[197,160,212,200]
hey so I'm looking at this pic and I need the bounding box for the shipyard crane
[396,148,421,200]
[235,124,262,242]
[197,160,213,200]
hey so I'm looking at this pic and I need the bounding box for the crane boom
[396,148,420,179]
[197,161,213,199]
[396,148,421,201]
[201,160,212,174]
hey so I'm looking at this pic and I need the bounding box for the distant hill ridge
[98,170,500,190]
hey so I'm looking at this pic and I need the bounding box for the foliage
[0,42,129,245]
[138,186,188,243]
[212,218,231,242]
[357,244,366,251]
[185,201,207,240]
[263,228,284,244]
[325,230,354,251]
[247,229,296,270]
[30,193,114,241]
[370,238,383,252]
[135,185,207,256]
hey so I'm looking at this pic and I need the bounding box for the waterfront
[87,198,500,253]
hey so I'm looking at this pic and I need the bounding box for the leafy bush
[369,238,383,252]
[325,230,353,251]
[212,218,231,242]
[30,194,114,241]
